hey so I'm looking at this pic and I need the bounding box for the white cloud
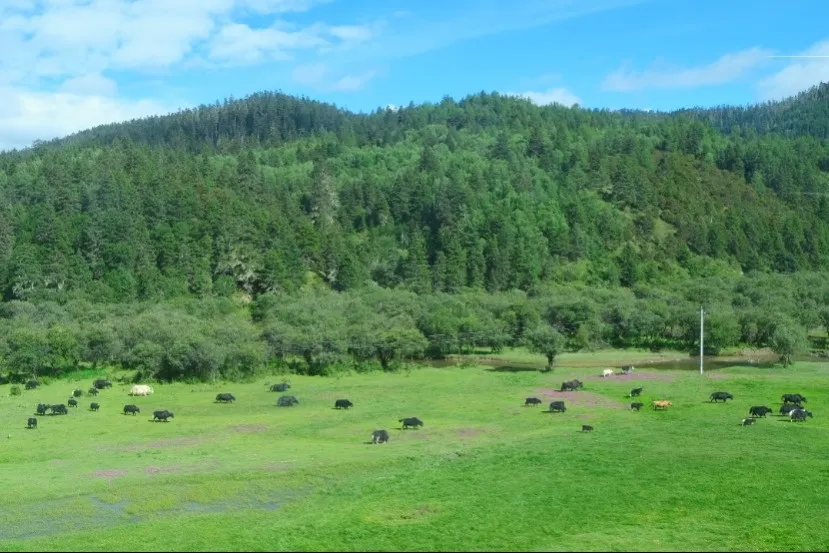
[291,62,378,92]
[58,73,118,96]
[0,0,337,79]
[208,23,329,64]
[0,86,176,151]
[757,40,829,101]
[505,87,582,107]
[602,47,774,92]
[328,25,373,44]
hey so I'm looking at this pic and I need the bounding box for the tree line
[0,270,824,382]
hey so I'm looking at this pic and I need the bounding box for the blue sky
[0,0,827,150]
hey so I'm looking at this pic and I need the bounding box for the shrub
[10,385,21,396]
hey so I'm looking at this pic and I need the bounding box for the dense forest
[1,83,829,381]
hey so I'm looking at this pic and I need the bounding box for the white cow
[130,384,154,396]
[601,368,615,378]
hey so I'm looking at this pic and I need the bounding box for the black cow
[525,397,542,406]
[271,383,291,392]
[630,387,643,398]
[123,404,140,415]
[399,417,423,429]
[68,398,78,408]
[790,409,813,422]
[277,395,299,407]
[27,417,37,429]
[741,418,756,426]
[781,394,806,404]
[335,399,353,409]
[72,389,83,398]
[749,406,773,418]
[630,402,644,411]
[153,410,174,422]
[779,403,800,415]
[90,402,100,411]
[94,379,112,389]
[36,403,50,416]
[88,388,99,396]
[25,380,40,390]
[50,404,68,415]
[548,401,566,413]
[371,429,389,444]
[582,425,594,432]
[560,380,580,392]
[216,393,235,403]
[621,365,634,374]
[709,392,734,403]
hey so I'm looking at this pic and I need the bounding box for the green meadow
[1,357,827,552]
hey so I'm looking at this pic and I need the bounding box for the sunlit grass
[1,358,827,551]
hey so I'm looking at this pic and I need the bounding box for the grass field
[1,359,828,551]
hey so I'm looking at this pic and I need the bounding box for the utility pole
[699,305,704,375]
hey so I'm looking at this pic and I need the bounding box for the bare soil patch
[533,389,627,409]
[455,427,485,439]
[706,374,729,380]
[144,465,181,475]
[261,463,292,472]
[229,424,268,434]
[121,437,205,452]
[93,469,128,480]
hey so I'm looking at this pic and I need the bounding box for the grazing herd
[730,392,815,426]
[20,375,426,447]
[24,379,177,430]
[17,368,817,444]
[527,369,818,434]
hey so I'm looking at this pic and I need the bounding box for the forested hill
[1,89,829,304]
[676,83,829,139]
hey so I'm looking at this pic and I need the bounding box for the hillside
[3,90,829,303]
[676,82,829,139]
[0,90,828,382]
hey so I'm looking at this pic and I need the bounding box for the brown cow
[652,400,672,410]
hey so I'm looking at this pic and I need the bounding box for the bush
[10,385,21,396]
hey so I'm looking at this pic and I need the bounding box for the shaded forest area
[2,84,829,381]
